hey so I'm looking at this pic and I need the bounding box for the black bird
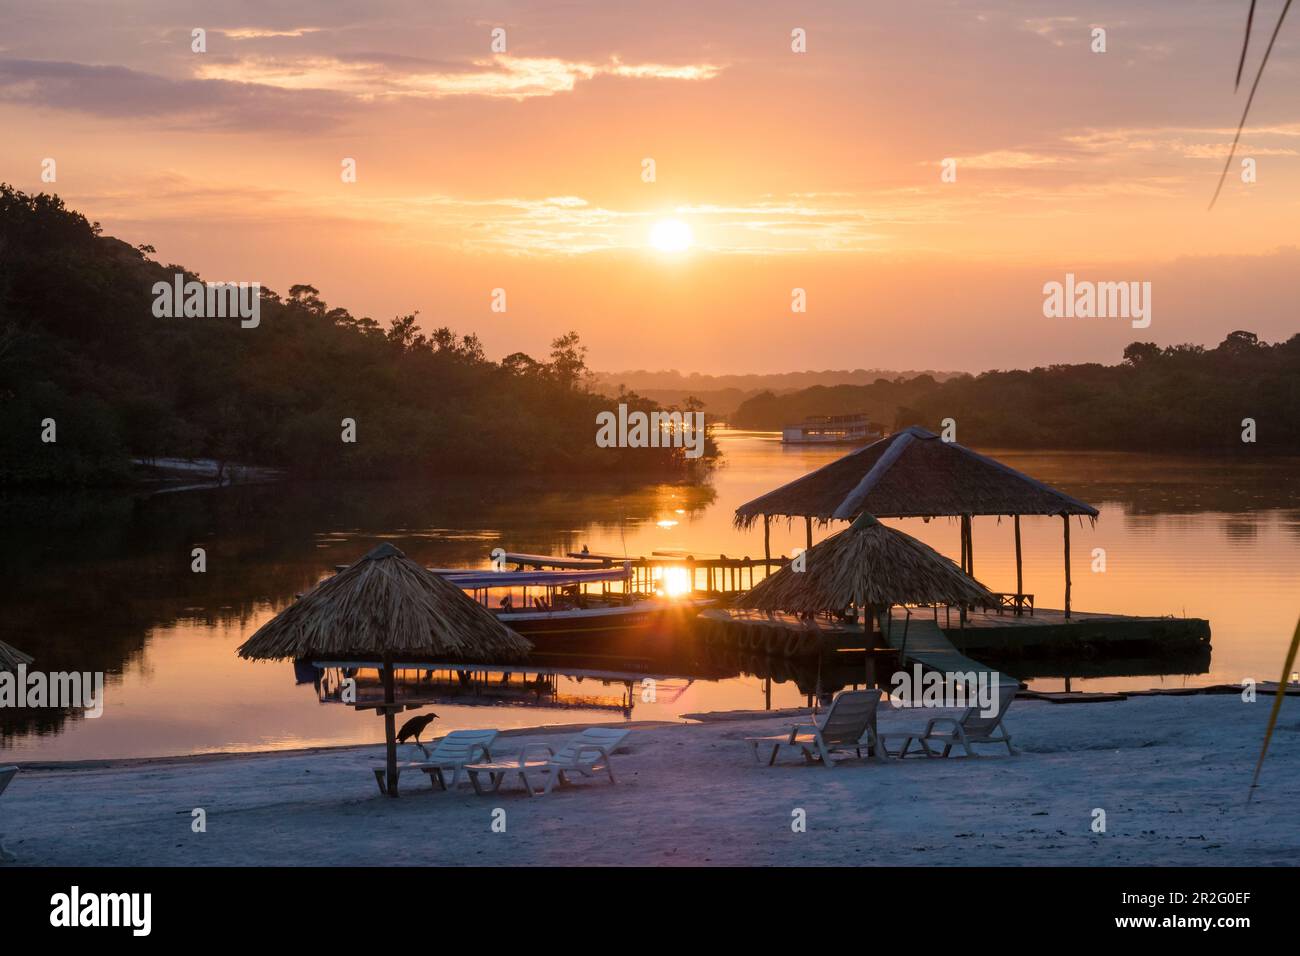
[397,712,440,756]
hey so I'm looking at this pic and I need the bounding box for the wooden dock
[697,605,1211,668]
[942,606,1210,657]
[881,617,1014,687]
[545,550,789,594]
[695,608,843,657]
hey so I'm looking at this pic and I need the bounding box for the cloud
[194,53,723,100]
[1020,16,1081,47]
[953,150,1065,170]
[220,27,323,40]
[0,57,347,128]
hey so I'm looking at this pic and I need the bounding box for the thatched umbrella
[238,542,531,796]
[736,512,994,616]
[0,640,34,672]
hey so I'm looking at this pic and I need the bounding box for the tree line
[732,332,1299,454]
[0,185,717,487]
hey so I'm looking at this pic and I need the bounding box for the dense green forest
[898,335,1299,453]
[0,186,716,487]
[734,335,1299,454]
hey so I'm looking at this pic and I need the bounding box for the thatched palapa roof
[238,542,531,662]
[735,426,1098,528]
[0,640,34,672]
[737,513,995,614]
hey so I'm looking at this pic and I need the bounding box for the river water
[2,429,1296,760]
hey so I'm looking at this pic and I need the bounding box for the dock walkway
[882,616,1015,689]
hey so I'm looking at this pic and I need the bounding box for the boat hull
[500,599,712,655]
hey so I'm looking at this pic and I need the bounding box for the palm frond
[1236,0,1258,89]
[1248,615,1300,800]
[1211,0,1293,209]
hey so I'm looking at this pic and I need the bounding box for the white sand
[4,694,1297,866]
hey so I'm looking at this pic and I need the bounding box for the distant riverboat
[781,414,883,445]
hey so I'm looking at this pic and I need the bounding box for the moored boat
[438,566,713,654]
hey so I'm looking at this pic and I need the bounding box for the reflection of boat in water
[439,567,713,654]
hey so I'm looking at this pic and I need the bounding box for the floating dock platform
[697,606,1211,664]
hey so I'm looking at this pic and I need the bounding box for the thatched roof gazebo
[238,542,531,796]
[0,640,34,672]
[735,426,1098,617]
[739,512,994,616]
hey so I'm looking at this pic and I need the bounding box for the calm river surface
[2,429,1297,760]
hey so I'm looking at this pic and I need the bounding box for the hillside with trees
[730,376,941,430]
[733,333,1299,454]
[0,186,716,487]
[896,334,1299,454]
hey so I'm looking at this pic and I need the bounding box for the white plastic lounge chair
[745,689,884,767]
[371,729,498,793]
[0,766,17,863]
[415,729,499,790]
[465,727,630,797]
[880,680,1019,758]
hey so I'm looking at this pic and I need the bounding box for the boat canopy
[439,567,631,589]
[498,552,611,569]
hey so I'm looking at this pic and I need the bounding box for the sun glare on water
[648,218,694,253]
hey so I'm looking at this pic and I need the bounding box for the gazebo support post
[1014,514,1023,601]
[1062,514,1072,620]
[805,516,813,553]
[763,515,771,575]
[966,514,974,577]
[382,657,399,797]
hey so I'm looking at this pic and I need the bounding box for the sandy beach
[4,693,1297,867]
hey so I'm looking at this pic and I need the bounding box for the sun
[648,218,694,253]
[657,566,693,598]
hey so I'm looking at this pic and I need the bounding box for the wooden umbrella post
[805,516,813,553]
[1063,514,1072,620]
[1014,514,1024,615]
[382,657,399,797]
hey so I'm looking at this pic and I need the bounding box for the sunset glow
[0,1,1294,374]
[4,0,1299,888]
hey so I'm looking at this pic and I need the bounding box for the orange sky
[1,0,1297,371]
